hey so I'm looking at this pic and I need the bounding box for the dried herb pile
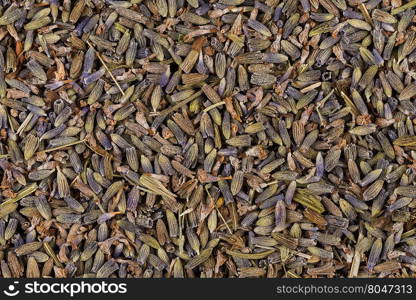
[0,0,416,278]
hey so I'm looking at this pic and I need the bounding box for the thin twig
[7,114,15,133]
[216,206,233,234]
[37,139,86,154]
[203,101,225,113]
[16,112,33,136]
[150,90,203,117]
[86,40,125,96]
[359,3,373,26]
[260,180,279,188]
[83,139,121,163]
